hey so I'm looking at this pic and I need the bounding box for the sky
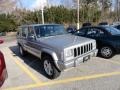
[18,0,61,10]
[18,0,116,10]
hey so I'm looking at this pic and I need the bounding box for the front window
[105,26,120,35]
[87,28,105,37]
[34,25,67,38]
[116,25,120,30]
[75,28,86,36]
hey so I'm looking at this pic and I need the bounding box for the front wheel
[42,56,61,79]
[100,46,114,59]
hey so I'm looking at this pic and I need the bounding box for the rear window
[105,26,120,35]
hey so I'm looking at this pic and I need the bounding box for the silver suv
[17,24,98,79]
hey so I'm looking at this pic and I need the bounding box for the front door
[85,27,107,48]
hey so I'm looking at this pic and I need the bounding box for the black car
[74,26,120,59]
[99,22,109,26]
[82,22,92,27]
[66,26,77,34]
[113,24,120,30]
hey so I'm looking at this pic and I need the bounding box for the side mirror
[28,35,36,40]
[0,40,4,44]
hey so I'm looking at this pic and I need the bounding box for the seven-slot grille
[74,43,93,57]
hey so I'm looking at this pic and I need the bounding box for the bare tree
[99,0,112,21]
[0,0,17,13]
[115,0,120,21]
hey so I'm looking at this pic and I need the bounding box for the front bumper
[57,49,98,71]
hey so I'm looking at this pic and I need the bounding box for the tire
[42,55,61,79]
[100,46,114,59]
[19,45,27,56]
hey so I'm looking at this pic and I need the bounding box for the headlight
[65,49,74,57]
[93,41,96,49]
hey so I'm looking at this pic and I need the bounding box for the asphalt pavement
[0,38,120,90]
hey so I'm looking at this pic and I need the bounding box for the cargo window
[17,27,21,36]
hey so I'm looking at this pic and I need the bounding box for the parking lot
[1,39,120,90]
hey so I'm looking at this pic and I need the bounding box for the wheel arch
[100,44,116,53]
[18,42,21,46]
[41,49,61,72]
[41,49,58,61]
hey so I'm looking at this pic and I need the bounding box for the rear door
[20,26,28,49]
[26,26,41,58]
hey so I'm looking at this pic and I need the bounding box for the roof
[19,24,62,27]
[80,25,112,30]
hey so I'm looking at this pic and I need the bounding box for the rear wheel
[100,46,114,59]
[42,55,60,79]
[19,45,26,56]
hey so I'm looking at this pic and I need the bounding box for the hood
[38,34,94,50]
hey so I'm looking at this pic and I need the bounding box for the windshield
[105,26,120,35]
[34,25,67,38]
